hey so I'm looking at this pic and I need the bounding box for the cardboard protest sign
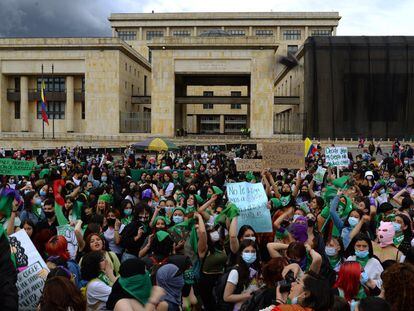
[235,159,264,172]
[226,182,272,233]
[262,142,305,169]
[0,159,36,176]
[325,147,349,167]
[57,224,78,260]
[313,166,327,184]
[9,230,49,311]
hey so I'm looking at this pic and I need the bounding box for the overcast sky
[0,0,412,37]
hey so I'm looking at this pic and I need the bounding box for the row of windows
[203,91,242,96]
[202,103,242,110]
[14,101,86,120]
[118,28,332,40]
[118,31,137,41]
[37,77,65,92]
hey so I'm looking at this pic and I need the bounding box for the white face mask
[244,236,256,242]
[210,231,220,242]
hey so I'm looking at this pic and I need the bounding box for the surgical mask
[124,209,132,216]
[39,190,47,197]
[325,246,337,257]
[389,178,395,183]
[355,249,369,259]
[24,189,31,195]
[244,236,256,242]
[380,188,386,194]
[348,217,359,227]
[393,222,402,232]
[293,214,301,222]
[101,176,107,182]
[138,216,149,223]
[242,252,256,264]
[34,197,42,206]
[9,178,15,184]
[210,231,220,242]
[173,215,184,224]
[404,160,409,165]
[291,293,305,305]
[366,176,373,180]
[360,271,369,284]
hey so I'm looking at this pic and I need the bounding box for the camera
[277,270,295,293]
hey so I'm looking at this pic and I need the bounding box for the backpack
[149,256,169,283]
[212,265,241,311]
[240,287,273,311]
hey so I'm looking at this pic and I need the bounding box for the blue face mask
[360,271,369,284]
[124,209,132,216]
[393,222,402,232]
[325,246,337,257]
[101,176,108,182]
[39,190,47,197]
[34,197,42,206]
[348,217,359,227]
[173,215,184,224]
[242,252,257,264]
[355,249,369,259]
[293,214,301,222]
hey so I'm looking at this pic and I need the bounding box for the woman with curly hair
[382,263,414,311]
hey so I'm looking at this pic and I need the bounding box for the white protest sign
[9,230,49,311]
[57,224,78,260]
[313,166,327,184]
[226,182,272,233]
[325,147,349,167]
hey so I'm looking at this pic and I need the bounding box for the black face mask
[307,218,316,227]
[44,211,55,219]
[281,191,291,197]
[107,218,116,227]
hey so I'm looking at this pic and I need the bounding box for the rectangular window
[172,30,191,37]
[37,101,65,119]
[203,91,214,97]
[118,31,137,41]
[81,101,85,119]
[146,30,164,40]
[81,77,85,91]
[311,29,332,36]
[14,77,20,90]
[231,91,241,97]
[230,103,241,109]
[256,29,273,36]
[228,29,246,36]
[14,102,20,119]
[148,49,152,63]
[37,77,65,92]
[287,45,298,54]
[144,75,147,96]
[283,30,301,40]
[203,103,214,109]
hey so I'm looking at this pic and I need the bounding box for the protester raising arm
[196,212,208,258]
[149,205,161,228]
[350,215,371,241]
[267,242,288,258]
[392,188,408,206]
[292,168,305,198]
[266,171,281,198]
[329,195,345,231]
[261,170,272,197]
[197,194,218,221]
[305,243,322,274]
[7,200,19,236]
[273,207,294,230]
[74,220,85,252]
[229,217,239,254]
[308,179,316,199]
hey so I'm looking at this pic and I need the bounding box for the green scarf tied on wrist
[118,271,152,305]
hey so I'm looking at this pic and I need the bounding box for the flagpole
[52,64,55,140]
[41,64,45,140]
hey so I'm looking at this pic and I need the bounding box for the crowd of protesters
[1,140,414,311]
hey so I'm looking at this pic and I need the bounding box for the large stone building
[0,12,341,148]
[109,12,340,137]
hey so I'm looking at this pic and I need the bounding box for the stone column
[193,26,197,36]
[66,76,74,132]
[139,27,143,40]
[276,26,281,40]
[20,76,29,132]
[151,50,175,137]
[305,26,309,39]
[219,115,225,134]
[166,27,170,36]
[249,26,253,36]
[250,51,274,138]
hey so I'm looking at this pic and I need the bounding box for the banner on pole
[226,182,272,233]
[262,142,305,169]
[0,159,36,176]
[325,147,349,167]
[10,230,49,310]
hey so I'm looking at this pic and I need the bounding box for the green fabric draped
[171,218,198,254]
[0,195,14,219]
[118,272,152,306]
[214,203,240,225]
[151,216,171,227]
[54,202,69,226]
[156,230,170,242]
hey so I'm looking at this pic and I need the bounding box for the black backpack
[213,265,242,311]
[240,287,274,311]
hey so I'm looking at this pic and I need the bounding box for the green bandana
[98,272,111,286]
[194,195,203,204]
[328,256,341,270]
[118,272,152,306]
[173,207,186,215]
[98,194,112,204]
[121,216,133,226]
[214,202,240,225]
[156,230,170,242]
[356,255,370,268]
[280,195,291,207]
[54,202,69,226]
[393,234,404,247]
[185,205,196,215]
[152,216,170,227]
[212,186,223,195]
[246,172,255,182]
[271,198,282,209]
[32,204,42,218]
[39,169,50,179]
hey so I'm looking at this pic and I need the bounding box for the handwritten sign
[10,230,49,310]
[0,159,36,176]
[313,166,327,184]
[226,182,272,233]
[262,142,305,169]
[235,159,264,172]
[57,225,78,260]
[325,147,349,167]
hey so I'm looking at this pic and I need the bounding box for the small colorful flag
[40,80,49,125]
